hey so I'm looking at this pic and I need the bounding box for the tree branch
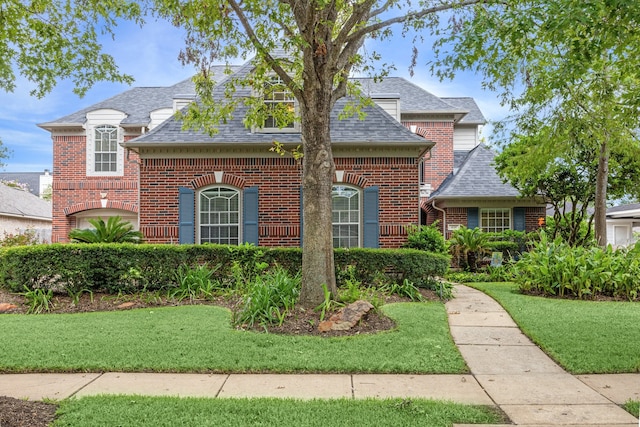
[227,0,304,100]
[346,0,484,45]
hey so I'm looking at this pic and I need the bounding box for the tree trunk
[298,85,337,307]
[594,138,609,247]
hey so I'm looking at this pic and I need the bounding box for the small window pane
[480,209,511,233]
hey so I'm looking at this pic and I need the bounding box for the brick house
[39,59,544,246]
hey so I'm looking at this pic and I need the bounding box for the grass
[0,302,467,374]
[468,282,640,374]
[624,400,639,418]
[52,396,505,427]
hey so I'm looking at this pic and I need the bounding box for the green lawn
[52,396,504,427]
[0,302,467,374]
[624,400,639,418]
[468,282,640,374]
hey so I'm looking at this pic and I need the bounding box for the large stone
[318,300,374,332]
[0,303,18,312]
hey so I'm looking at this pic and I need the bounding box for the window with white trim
[481,208,511,233]
[94,125,119,172]
[85,109,126,176]
[262,75,297,131]
[198,187,241,245]
[332,185,360,248]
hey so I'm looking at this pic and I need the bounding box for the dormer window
[85,109,126,176]
[94,125,118,172]
[261,75,298,132]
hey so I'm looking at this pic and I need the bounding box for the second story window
[94,125,118,172]
[262,76,297,131]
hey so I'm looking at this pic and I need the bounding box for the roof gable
[430,144,521,199]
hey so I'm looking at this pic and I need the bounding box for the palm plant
[449,226,490,272]
[68,216,144,243]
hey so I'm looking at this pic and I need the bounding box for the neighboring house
[40,57,541,247]
[0,170,53,198]
[0,183,52,242]
[606,203,640,248]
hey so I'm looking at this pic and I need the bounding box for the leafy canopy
[1,0,143,98]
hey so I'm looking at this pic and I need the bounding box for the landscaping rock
[117,302,136,309]
[318,300,374,332]
[0,303,18,312]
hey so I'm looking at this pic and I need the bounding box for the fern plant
[68,216,144,243]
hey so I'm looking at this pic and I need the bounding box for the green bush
[0,244,449,295]
[68,216,144,243]
[403,224,447,254]
[232,266,301,328]
[0,229,41,247]
[513,232,640,301]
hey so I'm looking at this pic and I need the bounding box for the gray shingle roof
[0,172,47,196]
[354,77,464,113]
[127,96,429,145]
[430,144,521,199]
[39,66,237,128]
[607,203,640,218]
[0,184,51,220]
[441,97,486,124]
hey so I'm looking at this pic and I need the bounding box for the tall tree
[433,1,640,246]
[154,0,483,306]
[495,126,640,246]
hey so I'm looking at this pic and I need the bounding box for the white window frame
[259,75,299,133]
[480,208,511,233]
[85,109,126,177]
[93,125,119,173]
[332,185,361,248]
[197,186,242,245]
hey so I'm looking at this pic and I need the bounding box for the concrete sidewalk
[0,285,638,426]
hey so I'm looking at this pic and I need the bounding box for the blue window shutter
[467,208,479,229]
[513,207,526,231]
[178,187,195,244]
[243,186,259,245]
[363,186,379,248]
[299,186,304,247]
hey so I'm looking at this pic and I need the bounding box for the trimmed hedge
[0,244,449,294]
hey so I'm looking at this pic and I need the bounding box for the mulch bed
[0,396,57,427]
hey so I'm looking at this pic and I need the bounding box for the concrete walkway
[0,284,638,426]
[447,285,639,426]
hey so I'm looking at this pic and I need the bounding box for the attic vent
[173,94,196,113]
[371,93,400,122]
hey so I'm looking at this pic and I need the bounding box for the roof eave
[37,122,83,130]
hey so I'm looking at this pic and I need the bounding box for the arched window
[332,185,360,248]
[94,125,118,172]
[198,186,241,245]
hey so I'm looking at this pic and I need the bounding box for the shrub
[69,216,144,243]
[232,266,301,328]
[0,229,41,247]
[0,244,449,296]
[403,223,447,254]
[448,227,490,272]
[512,231,640,300]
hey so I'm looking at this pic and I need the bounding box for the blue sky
[0,16,507,173]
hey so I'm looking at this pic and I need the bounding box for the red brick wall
[51,133,140,242]
[139,156,420,248]
[525,207,547,232]
[424,205,544,239]
[403,121,454,192]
